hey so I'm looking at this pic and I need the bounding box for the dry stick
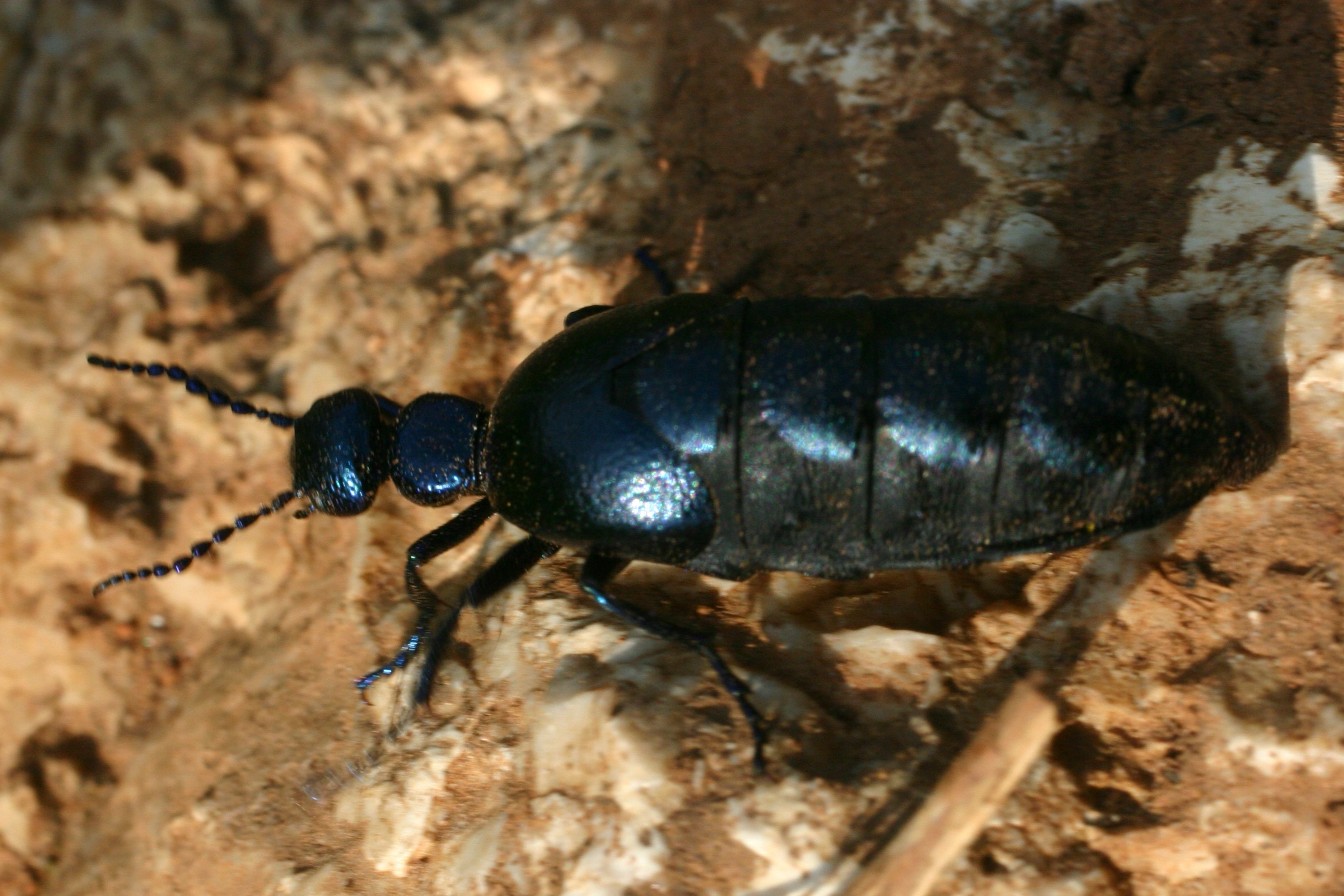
[838,528,1167,896]
[842,675,1059,896]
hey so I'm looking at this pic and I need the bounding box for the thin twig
[841,675,1059,896]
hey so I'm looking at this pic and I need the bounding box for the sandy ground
[0,1,1341,894]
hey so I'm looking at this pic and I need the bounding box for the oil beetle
[88,284,1278,770]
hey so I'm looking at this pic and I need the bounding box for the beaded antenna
[86,354,313,594]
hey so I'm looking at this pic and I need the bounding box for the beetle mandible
[88,287,1278,770]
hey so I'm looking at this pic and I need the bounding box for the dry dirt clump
[0,1,1340,895]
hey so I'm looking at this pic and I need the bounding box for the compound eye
[292,389,393,516]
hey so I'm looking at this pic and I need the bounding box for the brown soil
[0,1,1340,894]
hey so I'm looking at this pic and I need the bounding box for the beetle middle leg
[579,554,769,772]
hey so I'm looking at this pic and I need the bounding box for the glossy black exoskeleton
[87,290,1277,770]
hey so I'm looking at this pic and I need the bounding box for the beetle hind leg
[579,554,769,773]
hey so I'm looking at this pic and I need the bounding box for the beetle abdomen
[488,295,1275,579]
[731,297,1276,574]
[859,299,1273,568]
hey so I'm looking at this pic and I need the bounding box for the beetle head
[292,389,394,516]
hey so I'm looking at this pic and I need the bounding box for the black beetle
[88,290,1277,769]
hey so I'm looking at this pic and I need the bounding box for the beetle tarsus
[354,619,429,691]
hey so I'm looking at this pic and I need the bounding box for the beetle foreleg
[354,498,495,692]
[562,248,677,330]
[579,554,769,772]
[632,245,677,297]
[412,535,560,704]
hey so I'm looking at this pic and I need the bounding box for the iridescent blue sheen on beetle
[87,288,1278,771]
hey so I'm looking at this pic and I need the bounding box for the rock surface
[0,1,1340,894]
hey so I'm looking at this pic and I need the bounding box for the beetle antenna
[87,354,295,428]
[92,489,304,595]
